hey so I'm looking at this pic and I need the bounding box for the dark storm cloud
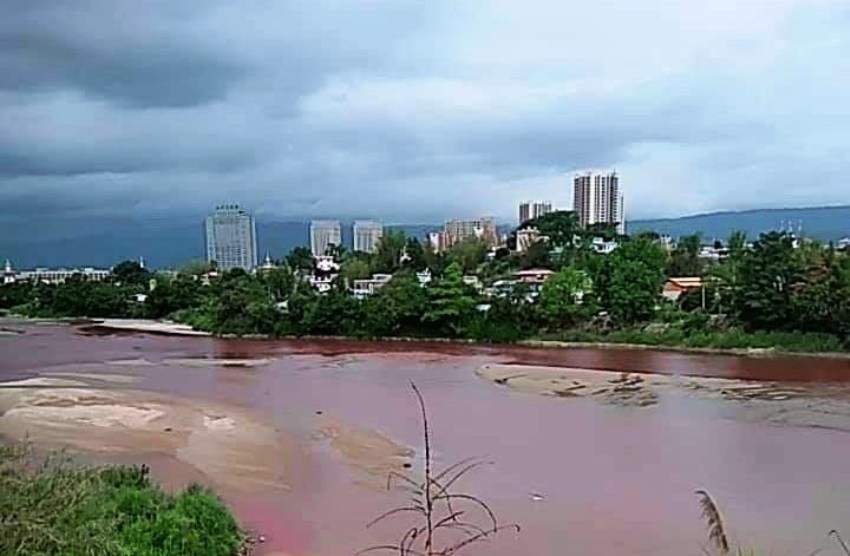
[0,0,848,227]
[0,1,243,108]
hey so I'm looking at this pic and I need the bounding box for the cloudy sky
[2,0,849,226]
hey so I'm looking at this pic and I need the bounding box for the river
[2,321,850,555]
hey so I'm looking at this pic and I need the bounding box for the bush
[0,444,244,556]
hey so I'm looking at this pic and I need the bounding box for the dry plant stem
[696,490,730,555]
[358,382,519,556]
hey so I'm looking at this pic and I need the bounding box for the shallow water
[2,322,850,555]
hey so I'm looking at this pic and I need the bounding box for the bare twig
[696,490,730,555]
[359,382,518,555]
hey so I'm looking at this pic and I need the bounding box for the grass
[0,443,245,556]
[541,327,847,354]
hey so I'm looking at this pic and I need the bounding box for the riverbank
[57,317,850,359]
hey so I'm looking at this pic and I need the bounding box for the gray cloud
[1,0,848,230]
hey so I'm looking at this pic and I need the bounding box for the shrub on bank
[0,444,244,556]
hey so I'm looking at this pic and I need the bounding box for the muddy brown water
[3,322,850,555]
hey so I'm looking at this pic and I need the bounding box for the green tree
[667,233,702,277]
[373,231,407,273]
[286,247,314,271]
[735,232,802,331]
[340,257,372,283]
[538,267,594,329]
[446,238,487,274]
[362,271,428,337]
[519,240,551,270]
[596,236,667,324]
[110,260,151,288]
[402,237,427,271]
[145,275,206,319]
[422,262,477,337]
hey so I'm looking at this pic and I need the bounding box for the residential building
[516,228,543,252]
[205,204,258,271]
[519,201,553,224]
[310,220,342,256]
[443,218,499,249]
[353,220,383,254]
[573,171,625,234]
[352,274,393,299]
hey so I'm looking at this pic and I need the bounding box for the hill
[629,205,850,241]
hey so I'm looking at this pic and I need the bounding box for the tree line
[2,211,849,352]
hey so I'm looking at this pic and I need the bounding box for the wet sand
[2,321,850,555]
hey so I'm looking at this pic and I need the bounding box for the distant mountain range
[629,205,850,242]
[1,206,848,270]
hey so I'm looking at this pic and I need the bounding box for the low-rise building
[352,274,393,299]
[514,268,556,286]
[2,261,111,285]
[663,277,704,302]
[590,237,619,255]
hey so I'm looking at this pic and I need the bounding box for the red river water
[2,322,850,555]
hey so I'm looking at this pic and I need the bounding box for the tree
[667,233,702,277]
[178,260,214,277]
[596,236,667,324]
[529,211,579,247]
[538,267,594,329]
[402,237,427,271]
[373,231,407,274]
[519,240,551,270]
[110,260,151,288]
[735,232,802,331]
[362,271,428,337]
[341,257,372,283]
[286,247,314,271]
[261,266,297,301]
[145,275,206,319]
[446,238,487,274]
[208,272,276,335]
[422,262,477,337]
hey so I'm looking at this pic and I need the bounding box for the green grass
[0,443,245,556]
[540,327,847,354]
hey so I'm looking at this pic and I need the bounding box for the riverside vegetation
[2,212,849,352]
[0,443,245,556]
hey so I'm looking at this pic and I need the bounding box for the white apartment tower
[310,220,342,256]
[573,171,625,234]
[353,220,384,254]
[519,201,553,224]
[205,204,258,271]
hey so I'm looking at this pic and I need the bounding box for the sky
[2,0,849,229]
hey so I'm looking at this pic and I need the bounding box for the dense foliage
[3,214,849,352]
[0,444,244,556]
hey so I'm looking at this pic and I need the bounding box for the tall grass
[0,443,245,556]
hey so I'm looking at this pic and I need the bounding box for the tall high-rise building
[353,220,383,254]
[519,201,553,224]
[573,171,625,234]
[310,220,342,256]
[205,204,258,271]
[443,218,498,248]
